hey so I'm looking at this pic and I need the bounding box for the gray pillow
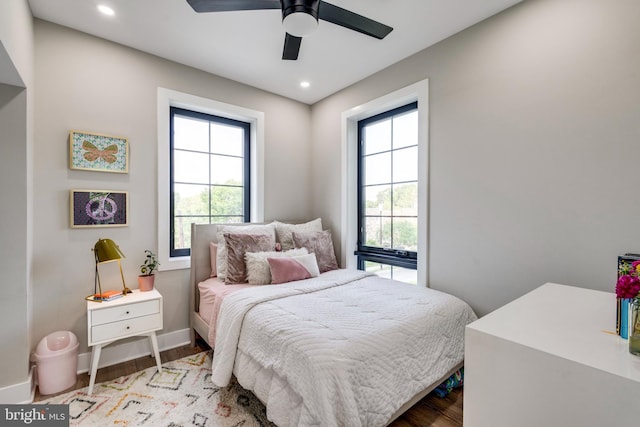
[291,230,339,273]
[224,233,275,284]
[216,224,276,281]
[273,218,322,251]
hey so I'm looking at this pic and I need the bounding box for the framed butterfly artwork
[69,130,129,173]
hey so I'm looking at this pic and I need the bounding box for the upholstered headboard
[190,223,227,288]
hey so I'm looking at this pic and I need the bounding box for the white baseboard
[77,328,192,373]
[0,366,35,404]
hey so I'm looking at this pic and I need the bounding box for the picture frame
[70,190,129,228]
[69,130,129,173]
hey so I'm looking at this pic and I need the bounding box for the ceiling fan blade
[186,0,281,13]
[282,33,302,60]
[318,1,392,39]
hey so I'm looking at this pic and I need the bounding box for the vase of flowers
[630,299,640,356]
[616,258,640,354]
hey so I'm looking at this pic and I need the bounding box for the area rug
[39,351,275,426]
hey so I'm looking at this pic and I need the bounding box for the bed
[189,221,477,427]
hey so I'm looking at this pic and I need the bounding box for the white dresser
[86,288,163,395]
[464,283,640,427]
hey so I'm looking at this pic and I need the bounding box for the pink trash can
[33,331,79,395]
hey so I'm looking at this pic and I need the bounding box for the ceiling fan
[186,0,393,60]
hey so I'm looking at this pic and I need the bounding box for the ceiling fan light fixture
[283,12,318,37]
[282,0,319,37]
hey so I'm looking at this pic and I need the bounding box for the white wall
[32,20,312,355]
[311,0,640,316]
[0,0,33,87]
[0,0,33,402]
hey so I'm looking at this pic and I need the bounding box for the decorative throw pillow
[245,248,308,285]
[292,230,339,273]
[209,242,218,277]
[290,253,320,278]
[268,257,312,284]
[216,224,276,281]
[224,233,275,284]
[273,218,322,251]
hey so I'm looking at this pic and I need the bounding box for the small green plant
[140,250,159,276]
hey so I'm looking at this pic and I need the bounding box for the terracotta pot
[138,275,155,292]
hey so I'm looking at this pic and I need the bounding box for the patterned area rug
[39,351,275,426]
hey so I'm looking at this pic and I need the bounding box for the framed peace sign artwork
[69,130,129,173]
[70,190,129,228]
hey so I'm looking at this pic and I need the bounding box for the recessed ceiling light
[97,5,115,16]
[300,81,310,88]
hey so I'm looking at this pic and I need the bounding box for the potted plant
[138,250,159,291]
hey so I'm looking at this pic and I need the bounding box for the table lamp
[89,238,131,301]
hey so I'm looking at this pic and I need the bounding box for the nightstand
[86,288,163,395]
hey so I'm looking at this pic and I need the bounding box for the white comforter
[212,269,477,427]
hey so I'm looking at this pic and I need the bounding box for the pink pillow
[209,242,218,277]
[268,257,312,284]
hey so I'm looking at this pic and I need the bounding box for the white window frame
[157,87,264,271]
[341,80,429,286]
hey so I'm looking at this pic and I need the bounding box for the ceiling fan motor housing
[281,0,320,19]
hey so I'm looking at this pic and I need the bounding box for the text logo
[1,405,68,426]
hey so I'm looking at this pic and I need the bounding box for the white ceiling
[27,0,522,104]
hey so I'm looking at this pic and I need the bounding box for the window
[356,102,418,283]
[341,80,428,285]
[157,87,264,271]
[170,107,250,257]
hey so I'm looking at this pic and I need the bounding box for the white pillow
[273,218,322,251]
[245,248,308,285]
[291,253,320,278]
[216,224,276,281]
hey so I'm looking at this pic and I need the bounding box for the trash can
[33,331,79,395]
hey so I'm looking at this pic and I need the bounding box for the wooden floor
[34,338,463,426]
[390,387,463,427]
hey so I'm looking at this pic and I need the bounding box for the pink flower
[616,274,640,299]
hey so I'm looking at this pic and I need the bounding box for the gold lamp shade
[94,238,125,263]
[88,238,131,302]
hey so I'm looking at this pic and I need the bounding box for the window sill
[158,255,190,271]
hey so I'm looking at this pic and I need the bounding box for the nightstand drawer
[91,299,160,326]
[91,312,162,343]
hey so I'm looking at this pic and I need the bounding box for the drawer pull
[126,311,130,315]
[126,326,130,330]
